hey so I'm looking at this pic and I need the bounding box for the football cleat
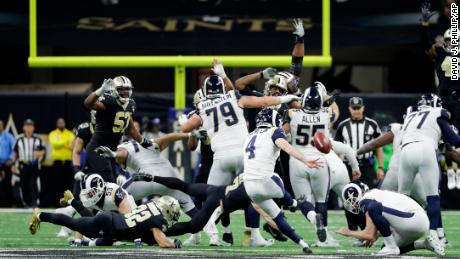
[29,208,41,235]
[222,232,234,245]
[263,223,288,242]
[372,245,400,256]
[426,233,445,256]
[315,213,327,242]
[302,246,313,254]
[439,236,450,247]
[250,237,274,247]
[209,236,231,247]
[447,169,456,190]
[183,233,201,246]
[59,190,74,207]
[134,238,143,248]
[56,227,70,238]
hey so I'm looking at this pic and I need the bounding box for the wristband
[294,35,304,44]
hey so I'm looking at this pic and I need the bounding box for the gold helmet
[155,196,181,226]
[264,75,288,96]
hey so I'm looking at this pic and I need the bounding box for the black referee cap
[349,97,364,108]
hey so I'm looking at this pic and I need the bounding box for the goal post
[28,0,332,108]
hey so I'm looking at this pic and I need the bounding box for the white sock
[88,240,96,246]
[224,226,232,234]
[250,228,263,240]
[429,229,439,238]
[291,199,298,207]
[306,211,316,225]
[437,228,445,238]
[74,238,81,244]
[383,235,398,248]
[298,239,308,249]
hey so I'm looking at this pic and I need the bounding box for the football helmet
[202,75,225,99]
[342,180,369,214]
[255,108,282,128]
[155,196,181,226]
[193,89,205,108]
[79,174,106,208]
[113,76,133,104]
[264,74,289,96]
[277,71,300,93]
[301,87,324,112]
[418,93,442,108]
[443,29,452,53]
[313,81,328,98]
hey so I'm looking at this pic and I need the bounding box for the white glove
[74,171,85,181]
[178,114,188,126]
[261,67,278,79]
[189,129,208,140]
[95,78,115,96]
[11,173,20,187]
[95,146,116,159]
[116,175,127,186]
[211,59,227,78]
[279,95,301,104]
[292,18,305,38]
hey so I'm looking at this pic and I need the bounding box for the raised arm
[290,18,305,77]
[235,68,277,91]
[238,95,300,109]
[84,79,114,110]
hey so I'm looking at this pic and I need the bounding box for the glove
[420,2,435,23]
[288,199,298,213]
[178,114,188,126]
[190,129,208,140]
[74,171,85,181]
[261,67,278,79]
[279,94,301,104]
[292,18,305,43]
[11,173,20,187]
[132,172,154,182]
[59,190,74,207]
[95,146,116,159]
[174,239,182,249]
[211,59,227,78]
[95,78,115,96]
[117,174,127,186]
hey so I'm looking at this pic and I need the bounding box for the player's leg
[364,202,400,255]
[380,168,399,191]
[85,146,115,182]
[309,158,331,243]
[398,145,419,195]
[290,159,318,228]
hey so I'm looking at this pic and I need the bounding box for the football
[313,131,332,154]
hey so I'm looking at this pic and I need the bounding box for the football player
[83,76,154,183]
[399,93,460,251]
[337,181,443,256]
[55,110,97,238]
[283,87,331,243]
[242,108,322,254]
[30,196,182,249]
[180,60,300,241]
[95,132,205,218]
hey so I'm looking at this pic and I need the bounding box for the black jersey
[113,202,168,240]
[88,94,136,150]
[75,122,94,149]
[434,46,459,95]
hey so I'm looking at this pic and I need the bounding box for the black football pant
[19,163,39,207]
[193,160,212,209]
[40,211,115,238]
[85,146,116,182]
[155,176,222,236]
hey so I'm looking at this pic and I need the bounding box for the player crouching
[336,181,444,256]
[29,196,182,249]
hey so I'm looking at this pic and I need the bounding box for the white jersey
[362,189,424,213]
[401,107,444,150]
[117,140,165,173]
[328,140,359,172]
[287,108,330,156]
[388,123,403,173]
[197,90,248,155]
[89,182,133,212]
[243,127,286,180]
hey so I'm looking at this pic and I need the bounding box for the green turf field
[0,210,458,257]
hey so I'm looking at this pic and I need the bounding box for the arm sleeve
[282,110,292,125]
[289,56,303,77]
[331,140,359,171]
[272,128,287,144]
[421,25,433,52]
[437,109,460,147]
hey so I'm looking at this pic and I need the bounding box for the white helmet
[341,181,369,214]
[443,29,452,53]
[155,196,181,226]
[113,76,133,104]
[264,75,288,96]
[313,81,328,98]
[79,174,106,208]
[193,89,205,108]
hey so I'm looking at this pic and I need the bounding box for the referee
[334,97,385,188]
[12,119,46,207]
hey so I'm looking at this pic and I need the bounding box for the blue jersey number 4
[245,135,257,159]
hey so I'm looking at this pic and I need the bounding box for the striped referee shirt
[14,134,44,163]
[334,117,381,160]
